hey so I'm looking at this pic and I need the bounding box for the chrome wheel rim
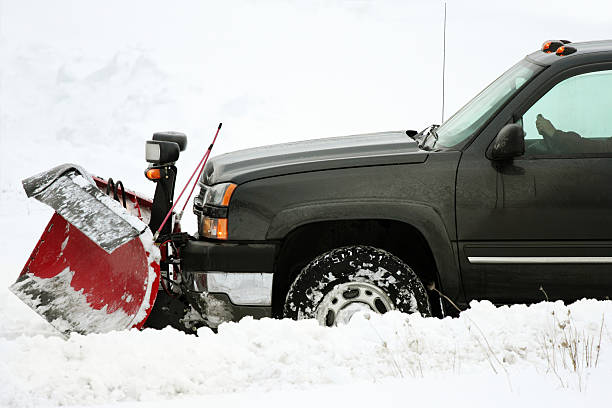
[315,281,395,326]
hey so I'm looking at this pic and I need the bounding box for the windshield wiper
[416,125,439,151]
[429,126,439,148]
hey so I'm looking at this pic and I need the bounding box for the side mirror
[489,124,525,160]
[145,140,180,164]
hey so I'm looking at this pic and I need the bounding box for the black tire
[283,245,430,325]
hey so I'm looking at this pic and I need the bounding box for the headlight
[195,182,237,240]
[204,183,237,206]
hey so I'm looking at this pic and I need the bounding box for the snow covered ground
[2,1,612,407]
[2,295,612,407]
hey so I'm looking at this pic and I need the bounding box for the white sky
[2,0,611,140]
[0,0,611,207]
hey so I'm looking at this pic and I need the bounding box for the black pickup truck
[174,40,612,328]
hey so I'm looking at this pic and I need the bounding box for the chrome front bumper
[186,272,273,328]
[191,272,273,306]
[180,240,276,328]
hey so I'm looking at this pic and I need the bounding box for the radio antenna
[441,2,447,123]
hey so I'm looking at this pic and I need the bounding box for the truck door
[456,66,612,304]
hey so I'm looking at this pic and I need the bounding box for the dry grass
[433,287,606,392]
[540,309,604,390]
[370,285,606,392]
[431,287,513,390]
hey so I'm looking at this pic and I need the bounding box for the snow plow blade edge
[22,164,146,254]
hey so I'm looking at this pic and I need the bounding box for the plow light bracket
[146,140,180,164]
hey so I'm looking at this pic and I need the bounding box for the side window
[522,70,612,155]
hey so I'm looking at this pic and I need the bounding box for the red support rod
[180,149,210,214]
[154,123,222,238]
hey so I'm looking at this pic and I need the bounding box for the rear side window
[522,70,612,155]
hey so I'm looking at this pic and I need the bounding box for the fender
[266,198,462,301]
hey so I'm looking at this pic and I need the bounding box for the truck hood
[200,130,427,185]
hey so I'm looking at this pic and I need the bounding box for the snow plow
[10,130,205,335]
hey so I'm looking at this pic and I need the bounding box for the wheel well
[272,219,442,317]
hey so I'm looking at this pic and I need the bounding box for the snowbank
[1,300,611,407]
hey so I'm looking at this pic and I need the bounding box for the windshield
[435,59,542,148]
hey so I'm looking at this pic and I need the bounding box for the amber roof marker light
[541,40,571,53]
[556,45,577,56]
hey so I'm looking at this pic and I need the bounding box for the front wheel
[283,246,430,326]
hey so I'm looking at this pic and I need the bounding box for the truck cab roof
[526,39,612,66]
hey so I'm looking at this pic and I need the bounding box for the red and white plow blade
[9,164,160,335]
